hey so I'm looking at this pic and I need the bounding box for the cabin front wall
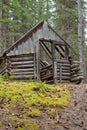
[7,21,63,57]
[0,53,36,80]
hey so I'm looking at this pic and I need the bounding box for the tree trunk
[77,0,87,82]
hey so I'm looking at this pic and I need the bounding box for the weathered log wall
[57,60,71,83]
[40,60,83,84]
[70,61,83,84]
[0,53,35,80]
[40,64,53,83]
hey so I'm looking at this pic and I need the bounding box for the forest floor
[55,84,87,130]
[37,83,87,130]
[0,81,87,130]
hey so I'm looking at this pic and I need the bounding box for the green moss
[47,109,56,116]
[0,81,70,128]
[0,121,2,127]
[25,121,39,130]
[27,109,41,117]
[0,81,70,109]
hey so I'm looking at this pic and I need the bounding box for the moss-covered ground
[0,81,70,130]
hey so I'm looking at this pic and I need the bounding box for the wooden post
[65,45,69,59]
[36,41,40,81]
[33,47,37,81]
[51,43,58,84]
[59,64,62,83]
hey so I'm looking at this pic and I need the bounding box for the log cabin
[0,21,83,84]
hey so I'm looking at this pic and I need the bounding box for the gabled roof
[5,20,44,55]
[2,20,78,57]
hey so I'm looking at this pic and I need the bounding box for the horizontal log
[12,71,34,75]
[57,67,70,70]
[40,72,53,77]
[46,80,54,84]
[41,65,52,70]
[71,67,80,71]
[71,71,83,76]
[71,64,79,69]
[71,74,78,79]
[11,61,34,65]
[12,64,34,69]
[71,76,83,82]
[57,76,70,80]
[41,68,52,73]
[72,61,80,64]
[12,75,34,79]
[57,64,70,68]
[61,73,70,76]
[10,57,34,62]
[57,60,69,63]
[7,53,34,58]
[57,69,70,73]
[57,73,70,77]
[11,68,34,73]
[40,73,53,78]
[40,70,53,74]
[70,71,77,75]
[40,74,53,80]
[11,63,34,68]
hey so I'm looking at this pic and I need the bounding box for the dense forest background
[0,0,87,79]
